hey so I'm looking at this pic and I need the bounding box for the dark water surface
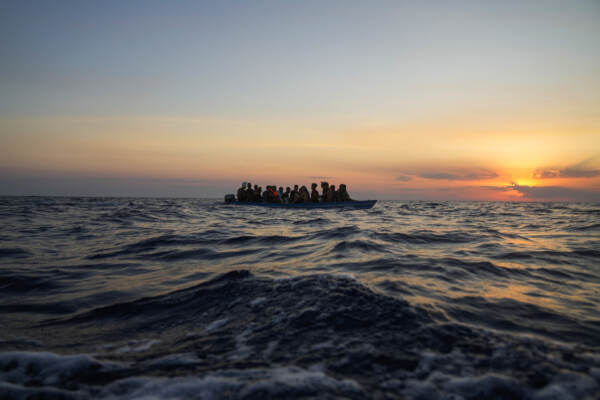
[1,197,599,399]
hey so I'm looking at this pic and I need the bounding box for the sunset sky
[1,0,599,200]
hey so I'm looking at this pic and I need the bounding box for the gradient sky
[1,0,599,200]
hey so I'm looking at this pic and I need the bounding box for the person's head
[294,184,299,190]
[340,184,347,192]
[254,184,258,190]
[285,187,291,193]
[241,181,247,188]
[331,185,336,191]
[321,181,329,189]
[247,182,252,189]
[301,186,308,193]
[311,183,317,189]
[278,186,283,192]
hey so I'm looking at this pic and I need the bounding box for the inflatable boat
[225,199,377,209]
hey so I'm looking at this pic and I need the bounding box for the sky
[1,0,599,200]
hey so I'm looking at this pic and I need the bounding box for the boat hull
[228,200,377,209]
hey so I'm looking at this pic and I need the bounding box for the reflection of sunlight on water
[4,198,598,335]
[480,282,557,309]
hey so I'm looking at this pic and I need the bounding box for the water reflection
[0,197,598,343]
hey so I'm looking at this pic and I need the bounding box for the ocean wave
[4,271,600,399]
[444,295,600,346]
[373,230,480,244]
[0,247,31,258]
[0,274,62,293]
[332,239,388,253]
[2,198,600,399]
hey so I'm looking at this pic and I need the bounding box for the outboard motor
[224,194,236,204]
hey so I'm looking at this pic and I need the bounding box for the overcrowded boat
[224,181,376,209]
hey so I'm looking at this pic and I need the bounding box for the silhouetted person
[327,185,337,202]
[299,186,309,203]
[267,186,281,203]
[290,185,300,203]
[263,186,272,202]
[256,186,264,202]
[320,182,330,202]
[310,183,319,202]
[283,187,291,203]
[338,184,352,201]
[237,182,247,202]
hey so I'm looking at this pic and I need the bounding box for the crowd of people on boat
[235,181,353,204]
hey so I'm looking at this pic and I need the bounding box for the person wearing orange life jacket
[266,186,281,203]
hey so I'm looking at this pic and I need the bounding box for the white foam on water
[402,369,600,400]
[101,366,361,400]
[230,327,252,360]
[443,373,523,398]
[263,340,278,357]
[0,351,123,399]
[0,380,84,400]
[0,350,363,399]
[401,378,440,399]
[100,375,240,400]
[532,372,598,400]
[115,339,161,353]
[142,353,201,368]
[0,351,120,386]
[249,297,266,307]
[310,341,334,351]
[237,366,362,398]
[205,318,228,332]
[1,349,598,399]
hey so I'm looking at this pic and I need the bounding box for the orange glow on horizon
[1,116,599,200]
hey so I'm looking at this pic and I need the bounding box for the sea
[0,197,598,399]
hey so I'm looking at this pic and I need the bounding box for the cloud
[395,174,412,181]
[511,183,600,202]
[559,168,600,178]
[531,169,560,179]
[532,168,600,179]
[479,185,512,192]
[532,156,600,179]
[417,169,498,181]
